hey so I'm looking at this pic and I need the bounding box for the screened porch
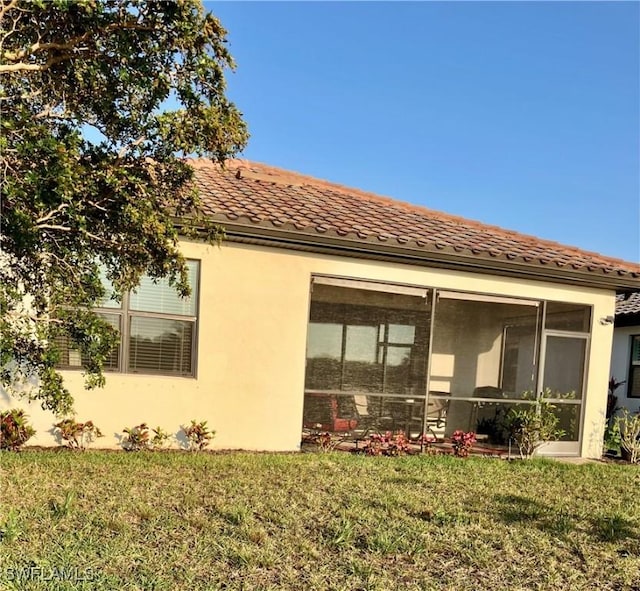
[301,277,591,455]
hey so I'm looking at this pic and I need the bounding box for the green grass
[0,451,638,590]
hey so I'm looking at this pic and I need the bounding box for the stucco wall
[2,239,616,457]
[610,326,640,415]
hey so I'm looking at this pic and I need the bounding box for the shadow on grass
[493,494,547,523]
[493,494,639,547]
[590,514,637,543]
[492,494,575,537]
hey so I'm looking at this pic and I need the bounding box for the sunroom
[302,276,590,456]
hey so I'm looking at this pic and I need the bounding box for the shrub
[0,409,35,451]
[183,420,215,451]
[616,409,640,463]
[450,430,476,458]
[303,430,343,452]
[386,431,410,456]
[122,423,151,451]
[416,432,440,455]
[505,400,564,459]
[607,377,625,428]
[54,419,103,450]
[360,431,410,456]
[302,426,357,452]
[476,410,508,445]
[603,421,622,456]
[151,426,171,449]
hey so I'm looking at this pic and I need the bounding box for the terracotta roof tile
[188,158,640,283]
[616,292,640,316]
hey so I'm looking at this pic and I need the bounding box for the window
[305,284,430,395]
[628,335,640,398]
[55,314,122,370]
[57,260,200,377]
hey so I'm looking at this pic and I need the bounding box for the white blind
[128,316,193,375]
[129,260,199,316]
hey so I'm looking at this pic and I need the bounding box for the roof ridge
[186,157,637,269]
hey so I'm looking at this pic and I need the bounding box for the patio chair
[426,395,449,430]
[405,393,450,440]
[353,394,394,437]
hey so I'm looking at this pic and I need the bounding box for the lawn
[0,451,638,591]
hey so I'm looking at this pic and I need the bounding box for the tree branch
[0,55,67,73]
[82,229,112,244]
[0,88,42,102]
[87,200,109,213]
[35,224,72,232]
[39,250,76,275]
[34,106,72,120]
[0,2,20,53]
[36,203,69,225]
[0,0,18,21]
[117,135,147,159]
[2,31,94,62]
[36,223,115,247]
[0,21,155,74]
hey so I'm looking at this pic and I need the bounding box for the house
[610,292,640,415]
[7,159,640,457]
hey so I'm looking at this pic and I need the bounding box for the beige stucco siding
[5,239,616,457]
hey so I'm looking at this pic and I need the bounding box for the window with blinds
[54,313,121,370]
[56,260,200,377]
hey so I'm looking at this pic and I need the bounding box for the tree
[0,0,248,415]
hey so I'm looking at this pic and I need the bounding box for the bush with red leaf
[361,431,410,456]
[451,430,476,458]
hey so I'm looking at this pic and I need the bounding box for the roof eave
[615,313,640,328]
[212,222,640,292]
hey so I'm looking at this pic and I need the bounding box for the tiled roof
[188,158,640,288]
[616,292,640,316]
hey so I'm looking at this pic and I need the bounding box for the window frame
[57,260,200,378]
[628,334,640,399]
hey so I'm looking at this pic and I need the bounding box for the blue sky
[208,1,639,263]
